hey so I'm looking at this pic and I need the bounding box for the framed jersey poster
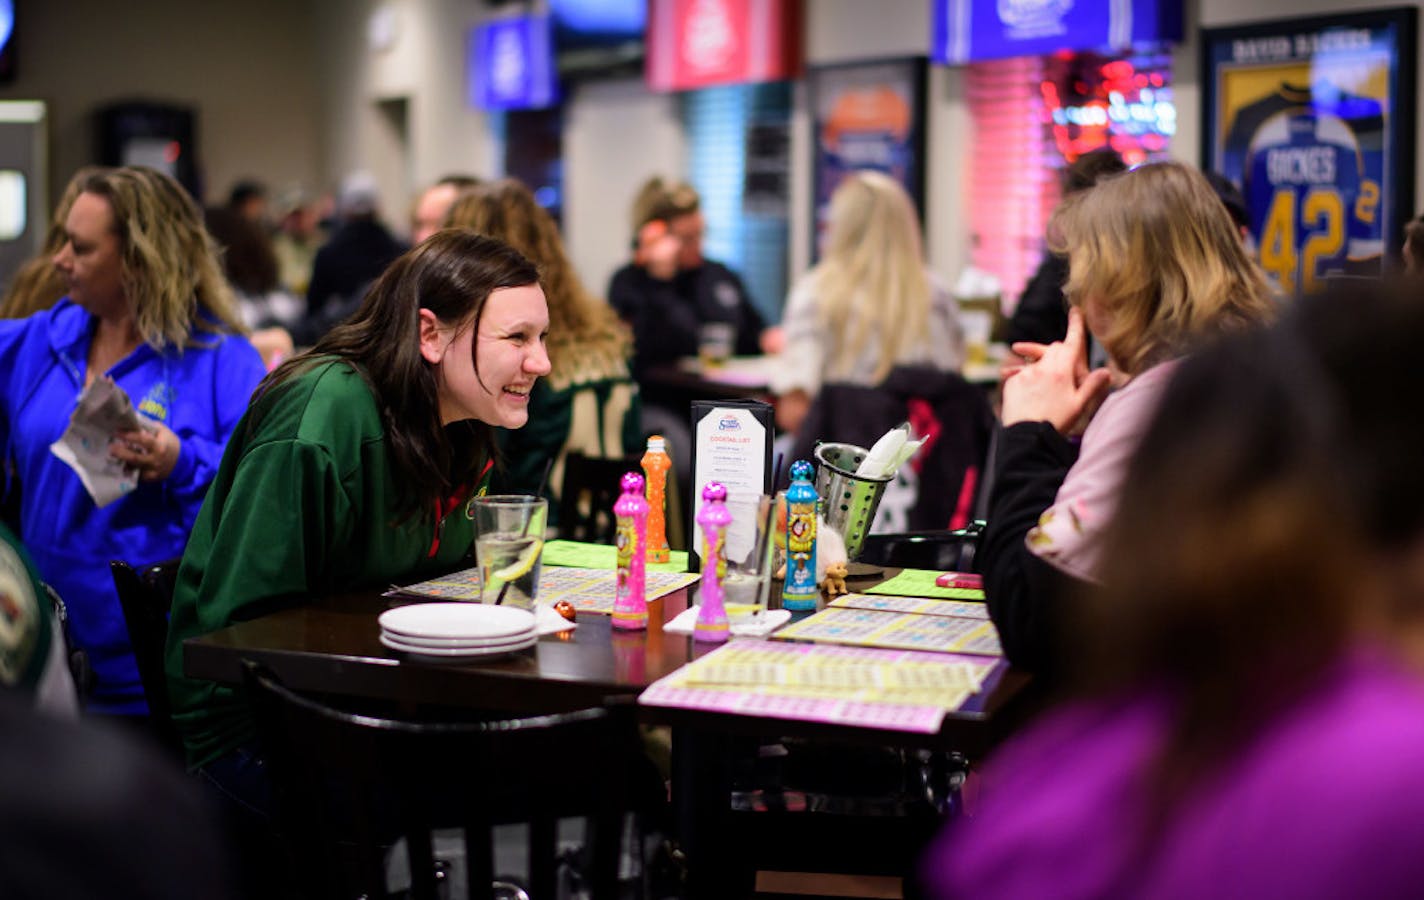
[1202,9,1416,294]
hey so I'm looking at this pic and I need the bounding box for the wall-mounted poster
[808,57,926,262]
[1202,9,1416,294]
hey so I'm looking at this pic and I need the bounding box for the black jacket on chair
[789,366,994,532]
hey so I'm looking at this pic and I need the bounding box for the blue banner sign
[931,0,1182,64]
[469,15,558,111]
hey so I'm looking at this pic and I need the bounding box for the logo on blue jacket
[138,382,175,422]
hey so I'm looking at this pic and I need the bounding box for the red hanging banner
[646,0,802,92]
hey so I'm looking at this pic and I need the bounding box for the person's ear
[418,309,446,364]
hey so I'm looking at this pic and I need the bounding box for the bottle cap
[701,481,728,503]
[621,472,646,493]
[646,436,666,453]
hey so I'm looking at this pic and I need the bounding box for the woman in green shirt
[165,230,551,819]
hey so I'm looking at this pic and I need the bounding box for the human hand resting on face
[1000,307,1113,434]
[635,220,682,281]
[110,422,182,482]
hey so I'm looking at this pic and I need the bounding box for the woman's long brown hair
[258,231,539,520]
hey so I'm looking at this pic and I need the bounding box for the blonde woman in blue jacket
[0,166,264,715]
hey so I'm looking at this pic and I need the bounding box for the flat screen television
[549,0,645,82]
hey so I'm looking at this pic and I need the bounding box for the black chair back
[857,523,985,571]
[789,366,994,533]
[243,662,643,899]
[557,453,642,545]
[109,559,184,757]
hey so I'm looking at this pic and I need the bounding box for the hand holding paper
[108,421,181,482]
[49,377,157,507]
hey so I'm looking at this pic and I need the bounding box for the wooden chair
[109,558,184,758]
[243,662,646,900]
[556,453,642,545]
[559,452,685,551]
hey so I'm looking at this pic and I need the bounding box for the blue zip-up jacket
[0,299,265,713]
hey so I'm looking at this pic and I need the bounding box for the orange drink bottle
[641,436,672,563]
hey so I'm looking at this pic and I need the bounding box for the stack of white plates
[378,603,538,661]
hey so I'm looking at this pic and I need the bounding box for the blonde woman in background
[0,166,111,319]
[446,179,640,521]
[771,170,965,434]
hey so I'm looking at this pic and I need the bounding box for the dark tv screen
[549,0,645,81]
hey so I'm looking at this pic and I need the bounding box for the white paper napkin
[533,603,578,635]
[855,424,924,480]
[664,606,792,637]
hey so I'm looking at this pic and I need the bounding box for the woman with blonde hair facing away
[446,179,640,517]
[980,161,1274,676]
[771,170,964,434]
[0,165,110,319]
[0,166,265,714]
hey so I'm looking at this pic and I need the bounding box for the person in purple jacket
[923,278,1424,899]
[0,166,265,716]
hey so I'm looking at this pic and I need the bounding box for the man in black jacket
[607,181,774,380]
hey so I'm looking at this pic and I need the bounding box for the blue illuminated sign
[469,15,558,111]
[931,0,1182,64]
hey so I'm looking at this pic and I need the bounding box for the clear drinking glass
[472,495,548,610]
[697,322,735,370]
[720,492,775,625]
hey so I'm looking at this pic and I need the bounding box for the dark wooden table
[183,573,1031,895]
[183,590,699,717]
[182,578,1026,752]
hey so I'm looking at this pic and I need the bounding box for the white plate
[379,602,537,641]
[380,632,538,659]
[379,626,536,649]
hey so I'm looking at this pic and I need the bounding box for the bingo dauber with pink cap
[612,472,650,630]
[695,481,733,643]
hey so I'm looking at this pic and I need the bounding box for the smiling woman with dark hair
[165,231,551,814]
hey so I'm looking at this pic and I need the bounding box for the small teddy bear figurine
[821,561,849,597]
